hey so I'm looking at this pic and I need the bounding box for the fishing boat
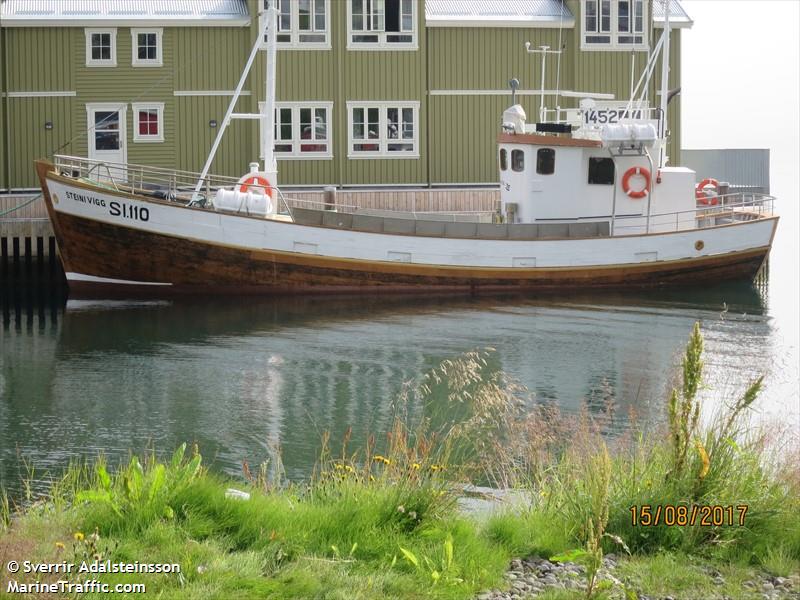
[35,6,777,296]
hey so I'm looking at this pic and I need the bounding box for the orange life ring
[238,175,273,198]
[622,166,650,199]
[695,178,719,205]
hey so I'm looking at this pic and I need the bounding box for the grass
[1,323,798,599]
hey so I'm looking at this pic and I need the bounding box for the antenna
[525,43,561,123]
[509,78,520,106]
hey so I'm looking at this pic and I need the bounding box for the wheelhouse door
[86,103,127,182]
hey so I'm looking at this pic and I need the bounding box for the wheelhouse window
[499,149,508,171]
[260,102,333,159]
[347,102,419,158]
[511,149,524,172]
[536,148,555,175]
[85,29,117,67]
[588,157,615,184]
[132,103,165,142]
[582,0,646,50]
[349,0,417,49]
[261,0,330,49]
[131,29,163,66]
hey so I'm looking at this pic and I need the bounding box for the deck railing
[611,193,776,235]
[52,155,499,221]
[53,154,296,216]
[49,155,774,234]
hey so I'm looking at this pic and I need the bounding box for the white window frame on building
[85,28,117,67]
[260,0,331,50]
[131,28,163,67]
[259,102,333,159]
[132,102,165,143]
[581,0,647,51]
[346,101,420,159]
[347,0,417,50]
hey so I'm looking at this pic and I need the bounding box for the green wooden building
[0,0,691,191]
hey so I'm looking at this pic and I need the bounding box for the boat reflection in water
[1,280,787,495]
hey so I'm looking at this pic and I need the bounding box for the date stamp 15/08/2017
[629,504,749,527]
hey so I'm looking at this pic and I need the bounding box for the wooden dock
[1,193,62,283]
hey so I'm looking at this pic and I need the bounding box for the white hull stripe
[66,272,172,286]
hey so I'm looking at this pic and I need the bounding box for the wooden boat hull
[36,161,775,297]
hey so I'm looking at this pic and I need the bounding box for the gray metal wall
[681,149,770,193]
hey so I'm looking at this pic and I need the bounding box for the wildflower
[373,455,391,465]
[397,505,405,513]
[369,475,375,482]
[73,532,85,542]
[429,464,444,472]
[344,465,355,474]
[334,464,344,470]
[411,463,421,470]
[695,439,710,479]
[55,542,65,550]
[409,511,417,520]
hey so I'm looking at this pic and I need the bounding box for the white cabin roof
[0,0,250,27]
[425,0,575,28]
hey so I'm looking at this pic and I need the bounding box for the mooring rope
[0,193,44,218]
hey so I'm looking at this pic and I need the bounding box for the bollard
[323,186,337,211]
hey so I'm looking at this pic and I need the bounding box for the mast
[524,42,562,122]
[263,4,278,185]
[659,0,671,167]
[192,4,278,201]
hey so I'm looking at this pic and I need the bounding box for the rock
[477,594,492,600]
[762,582,774,591]
[506,573,517,580]
[713,576,726,585]
[224,488,251,500]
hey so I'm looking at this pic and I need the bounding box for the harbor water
[1,264,797,495]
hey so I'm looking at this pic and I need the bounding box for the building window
[588,157,615,184]
[536,148,555,175]
[349,0,417,49]
[260,102,333,159]
[499,149,508,171]
[132,103,165,142]
[347,102,419,158]
[131,29,163,66]
[85,29,117,67]
[511,149,524,172]
[582,0,646,50]
[261,0,330,49]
